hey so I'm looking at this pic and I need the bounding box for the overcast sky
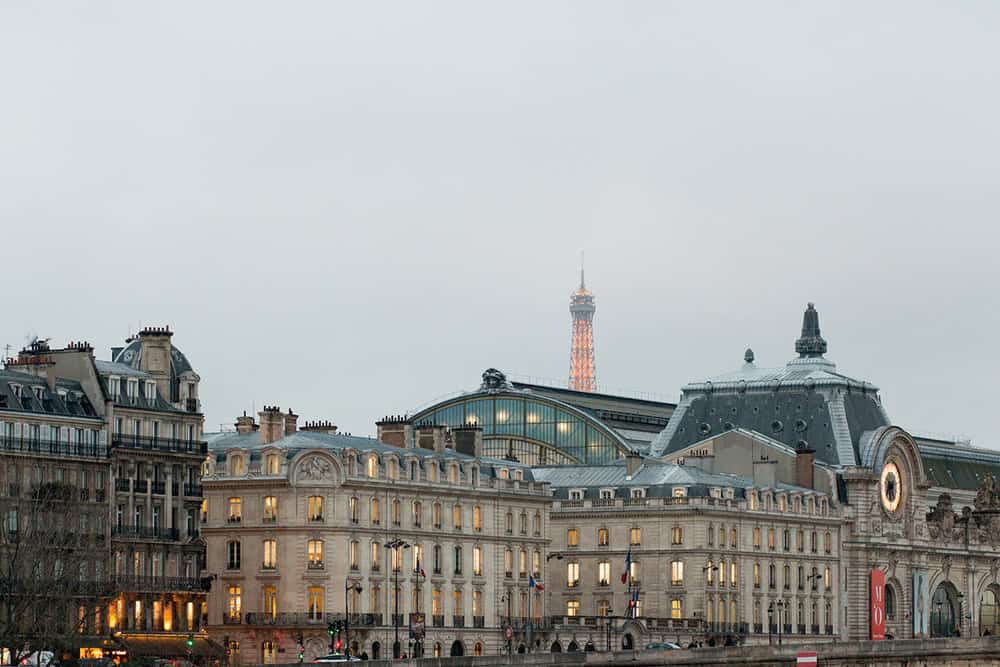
[2,2,998,446]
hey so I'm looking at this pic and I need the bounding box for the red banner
[870,569,886,640]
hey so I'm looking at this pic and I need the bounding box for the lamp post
[776,599,784,646]
[385,538,411,659]
[767,603,773,645]
[500,591,512,656]
[345,579,363,658]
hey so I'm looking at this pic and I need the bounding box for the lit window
[473,546,483,576]
[753,563,761,588]
[567,528,579,547]
[706,560,714,585]
[265,454,279,475]
[263,586,277,620]
[306,496,323,521]
[719,559,726,586]
[597,599,611,616]
[567,562,580,588]
[672,487,686,498]
[367,456,378,478]
[730,561,737,587]
[629,561,641,585]
[263,496,277,522]
[307,587,323,620]
[371,541,381,571]
[228,586,241,621]
[598,528,609,546]
[473,506,482,532]
[262,539,277,569]
[670,561,684,585]
[453,504,462,530]
[392,499,401,526]
[370,497,380,526]
[532,551,541,577]
[630,527,641,546]
[767,528,775,550]
[671,599,682,619]
[730,528,737,548]
[598,561,611,586]
[348,497,358,523]
[228,498,242,522]
[308,540,323,568]
[566,600,580,617]
[671,526,683,545]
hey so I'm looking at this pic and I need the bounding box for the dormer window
[229,455,246,477]
[672,487,687,498]
[499,468,509,480]
[725,488,735,500]
[107,377,120,398]
[9,384,21,398]
[569,489,584,501]
[513,470,523,481]
[126,380,138,400]
[599,488,614,500]
[630,488,645,499]
[449,464,459,484]
[366,455,378,479]
[710,487,721,499]
[144,382,156,401]
[264,453,279,475]
[32,386,44,401]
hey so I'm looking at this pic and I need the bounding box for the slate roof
[532,459,818,500]
[915,437,1000,491]
[94,360,150,378]
[0,368,101,419]
[94,362,186,414]
[650,305,890,467]
[205,429,536,481]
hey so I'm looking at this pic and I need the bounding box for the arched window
[453,504,463,530]
[432,544,442,575]
[432,502,442,529]
[412,501,422,527]
[370,497,380,525]
[366,456,378,478]
[980,588,1000,636]
[387,458,398,480]
[473,642,482,656]
[391,498,401,526]
[227,540,241,569]
[473,505,482,532]
[453,546,463,575]
[229,455,245,476]
[264,453,279,475]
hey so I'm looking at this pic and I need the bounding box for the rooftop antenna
[580,250,585,289]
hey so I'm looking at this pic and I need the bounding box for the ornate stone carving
[975,474,1000,511]
[297,456,333,482]
[480,368,512,393]
[926,493,964,542]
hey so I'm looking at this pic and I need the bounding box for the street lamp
[385,538,411,659]
[776,600,785,646]
[344,579,363,658]
[500,591,513,656]
[767,603,774,645]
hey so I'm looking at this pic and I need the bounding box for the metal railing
[111,434,207,454]
[115,479,131,492]
[114,574,209,592]
[184,483,203,496]
[0,435,107,459]
[134,480,148,493]
[473,616,485,628]
[151,481,165,494]
[112,525,179,541]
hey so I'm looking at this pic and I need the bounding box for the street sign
[796,651,817,666]
[504,626,513,641]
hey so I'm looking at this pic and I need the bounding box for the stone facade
[202,414,551,664]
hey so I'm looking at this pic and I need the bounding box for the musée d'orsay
[5,289,1000,664]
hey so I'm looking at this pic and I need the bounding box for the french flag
[621,546,632,585]
[529,575,544,591]
[417,557,426,578]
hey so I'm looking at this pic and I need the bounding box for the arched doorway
[981,587,1000,636]
[473,642,483,656]
[567,641,579,652]
[622,633,634,650]
[371,641,381,660]
[450,640,464,657]
[931,583,959,637]
[433,642,441,658]
[517,644,526,654]
[550,642,562,653]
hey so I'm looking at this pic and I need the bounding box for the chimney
[136,326,174,402]
[415,424,447,452]
[283,408,298,435]
[625,451,644,476]
[795,443,816,489]
[11,340,57,391]
[258,406,285,445]
[753,455,778,489]
[235,411,257,435]
[376,415,411,448]
[453,425,482,457]
[302,420,339,435]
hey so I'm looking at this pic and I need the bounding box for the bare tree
[0,481,113,665]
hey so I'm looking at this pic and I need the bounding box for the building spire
[580,250,585,290]
[569,262,596,392]
[795,302,828,358]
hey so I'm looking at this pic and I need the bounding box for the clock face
[881,461,902,513]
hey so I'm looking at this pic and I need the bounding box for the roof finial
[795,302,828,358]
[744,348,755,364]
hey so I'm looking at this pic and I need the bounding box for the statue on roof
[795,303,828,358]
[480,368,512,393]
[975,474,999,511]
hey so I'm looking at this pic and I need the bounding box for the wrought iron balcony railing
[0,435,107,459]
[111,434,207,455]
[112,525,180,541]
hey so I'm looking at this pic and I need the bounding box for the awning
[118,634,225,658]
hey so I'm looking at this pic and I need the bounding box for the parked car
[313,655,361,663]
[644,642,681,650]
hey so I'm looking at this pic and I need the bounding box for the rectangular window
[598,561,611,586]
[671,560,684,586]
[753,563,761,588]
[228,497,242,522]
[567,562,580,588]
[473,546,483,576]
[308,540,323,567]
[671,599,682,620]
[671,526,683,545]
[371,542,381,571]
[349,497,358,523]
[263,586,277,619]
[228,586,241,621]
[473,506,482,532]
[263,496,277,522]
[630,527,641,546]
[308,496,323,521]
[349,541,358,570]
[730,561,737,588]
[598,528,609,546]
[263,539,277,569]
[453,505,462,530]
[307,587,323,620]
[629,561,640,585]
[566,600,580,617]
[767,528,775,550]
[567,528,579,547]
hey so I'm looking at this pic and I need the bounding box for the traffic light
[334,640,342,651]
[186,634,195,649]
[297,646,305,663]
[327,622,335,637]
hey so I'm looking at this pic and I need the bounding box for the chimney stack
[258,406,285,445]
[453,425,482,457]
[235,411,257,435]
[795,442,815,489]
[376,415,411,448]
[302,420,338,435]
[283,408,298,435]
[136,326,174,402]
[625,451,644,476]
[12,339,57,391]
[753,455,777,489]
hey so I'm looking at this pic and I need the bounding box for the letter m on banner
[870,569,886,640]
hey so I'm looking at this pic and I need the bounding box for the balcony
[432,615,444,628]
[473,616,484,628]
[392,614,404,626]
[262,563,277,571]
[263,516,277,524]
[111,434,208,455]
[184,483,203,496]
[825,625,834,635]
[114,574,210,592]
[79,488,90,501]
[112,526,179,541]
[115,479,131,492]
[0,435,107,459]
[222,615,243,625]
[811,624,820,634]
[95,489,106,502]
[227,515,242,525]
[452,616,464,628]
[151,481,166,495]
[134,480,148,493]
[245,612,350,626]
